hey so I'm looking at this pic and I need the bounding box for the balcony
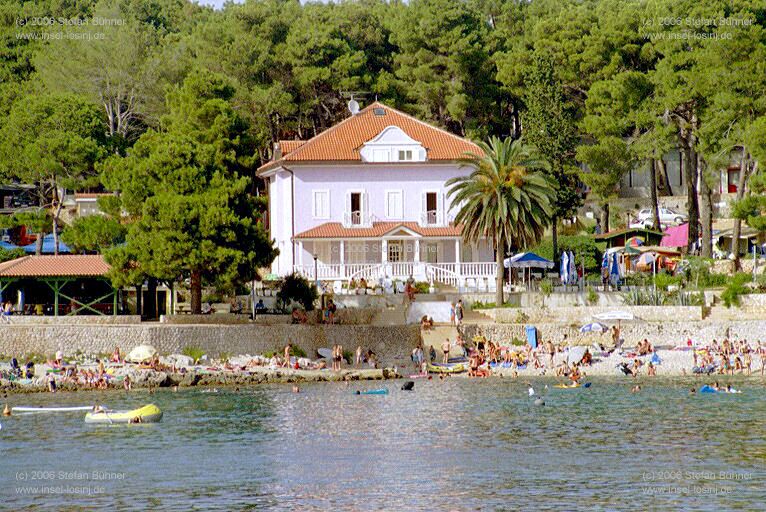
[342,210,372,228]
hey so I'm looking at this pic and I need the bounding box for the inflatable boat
[84,404,163,424]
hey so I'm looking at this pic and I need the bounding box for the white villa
[257,102,497,289]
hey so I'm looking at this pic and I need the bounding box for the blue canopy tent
[504,252,555,290]
[22,234,71,254]
[0,241,18,250]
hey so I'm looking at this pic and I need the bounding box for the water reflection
[2,378,765,510]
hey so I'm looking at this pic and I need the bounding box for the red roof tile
[258,102,481,173]
[0,255,111,277]
[294,222,462,239]
[278,140,305,155]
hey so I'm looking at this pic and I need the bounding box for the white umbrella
[567,346,587,365]
[568,250,577,285]
[127,344,157,363]
[560,251,569,285]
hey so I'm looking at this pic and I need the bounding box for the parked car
[636,207,687,226]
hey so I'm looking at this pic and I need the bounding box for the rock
[161,354,194,368]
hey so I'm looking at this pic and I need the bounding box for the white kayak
[13,406,96,413]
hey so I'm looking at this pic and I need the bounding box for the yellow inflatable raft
[84,404,163,424]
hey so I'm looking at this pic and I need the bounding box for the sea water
[2,377,765,510]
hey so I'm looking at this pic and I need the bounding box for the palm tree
[447,137,556,305]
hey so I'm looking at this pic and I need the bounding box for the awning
[504,252,554,269]
[661,223,688,248]
[22,234,71,254]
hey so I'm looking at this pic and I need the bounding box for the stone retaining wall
[461,320,766,347]
[4,315,142,325]
[484,305,704,324]
[0,324,421,361]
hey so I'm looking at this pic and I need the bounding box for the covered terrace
[0,255,118,316]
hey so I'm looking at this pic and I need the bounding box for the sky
[193,0,245,9]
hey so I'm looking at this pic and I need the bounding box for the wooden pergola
[0,255,117,316]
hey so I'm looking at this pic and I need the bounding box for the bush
[276,273,318,311]
[721,273,751,308]
[654,272,682,291]
[683,257,728,289]
[414,281,430,294]
[586,288,599,305]
[182,346,205,364]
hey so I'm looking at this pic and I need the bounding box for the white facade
[259,107,498,289]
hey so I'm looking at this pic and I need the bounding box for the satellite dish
[348,99,360,115]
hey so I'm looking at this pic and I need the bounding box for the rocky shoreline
[0,366,401,395]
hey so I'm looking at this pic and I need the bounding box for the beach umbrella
[567,346,587,365]
[625,236,645,248]
[560,251,568,285]
[580,322,608,333]
[568,250,577,285]
[610,253,620,284]
[127,344,157,363]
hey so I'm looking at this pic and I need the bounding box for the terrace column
[381,239,388,264]
[414,239,420,263]
[339,240,345,278]
[297,241,304,268]
[455,239,461,276]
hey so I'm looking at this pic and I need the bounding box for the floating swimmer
[534,397,545,406]
[528,386,535,397]
[2,404,10,416]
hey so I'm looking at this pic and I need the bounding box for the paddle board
[356,389,388,395]
[317,348,333,359]
[13,406,95,413]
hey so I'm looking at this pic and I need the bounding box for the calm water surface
[2,377,765,511]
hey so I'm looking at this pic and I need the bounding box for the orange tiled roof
[0,255,111,277]
[74,193,111,199]
[294,222,462,239]
[258,102,481,173]
[278,140,305,155]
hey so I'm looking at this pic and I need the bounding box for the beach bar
[0,255,117,316]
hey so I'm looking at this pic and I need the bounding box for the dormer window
[360,126,427,163]
[373,108,386,116]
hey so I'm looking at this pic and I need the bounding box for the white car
[636,207,687,226]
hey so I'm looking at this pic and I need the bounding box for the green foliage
[181,346,205,364]
[276,273,318,312]
[61,216,126,254]
[682,257,728,289]
[414,282,430,294]
[721,273,752,309]
[654,272,682,292]
[529,235,605,272]
[539,279,553,297]
[511,338,525,347]
[471,301,516,310]
[342,350,353,364]
[447,137,555,305]
[586,288,599,306]
[102,69,277,310]
[0,247,25,263]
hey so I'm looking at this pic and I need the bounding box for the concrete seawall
[0,324,421,361]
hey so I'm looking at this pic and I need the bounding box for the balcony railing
[342,210,371,227]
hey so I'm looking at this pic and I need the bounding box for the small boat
[84,404,163,424]
[427,362,466,374]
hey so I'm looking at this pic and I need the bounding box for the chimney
[273,142,282,161]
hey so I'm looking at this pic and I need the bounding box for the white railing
[293,261,498,286]
[342,211,372,228]
[425,263,460,287]
[458,262,496,277]
[419,210,443,226]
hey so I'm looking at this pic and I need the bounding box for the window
[397,150,413,161]
[312,190,330,219]
[426,192,437,224]
[388,241,403,262]
[350,192,362,225]
[385,190,403,219]
[373,107,386,116]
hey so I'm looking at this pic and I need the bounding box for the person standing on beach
[284,342,292,368]
[442,339,451,364]
[456,300,464,326]
[450,303,456,326]
[355,346,362,367]
[544,340,556,369]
